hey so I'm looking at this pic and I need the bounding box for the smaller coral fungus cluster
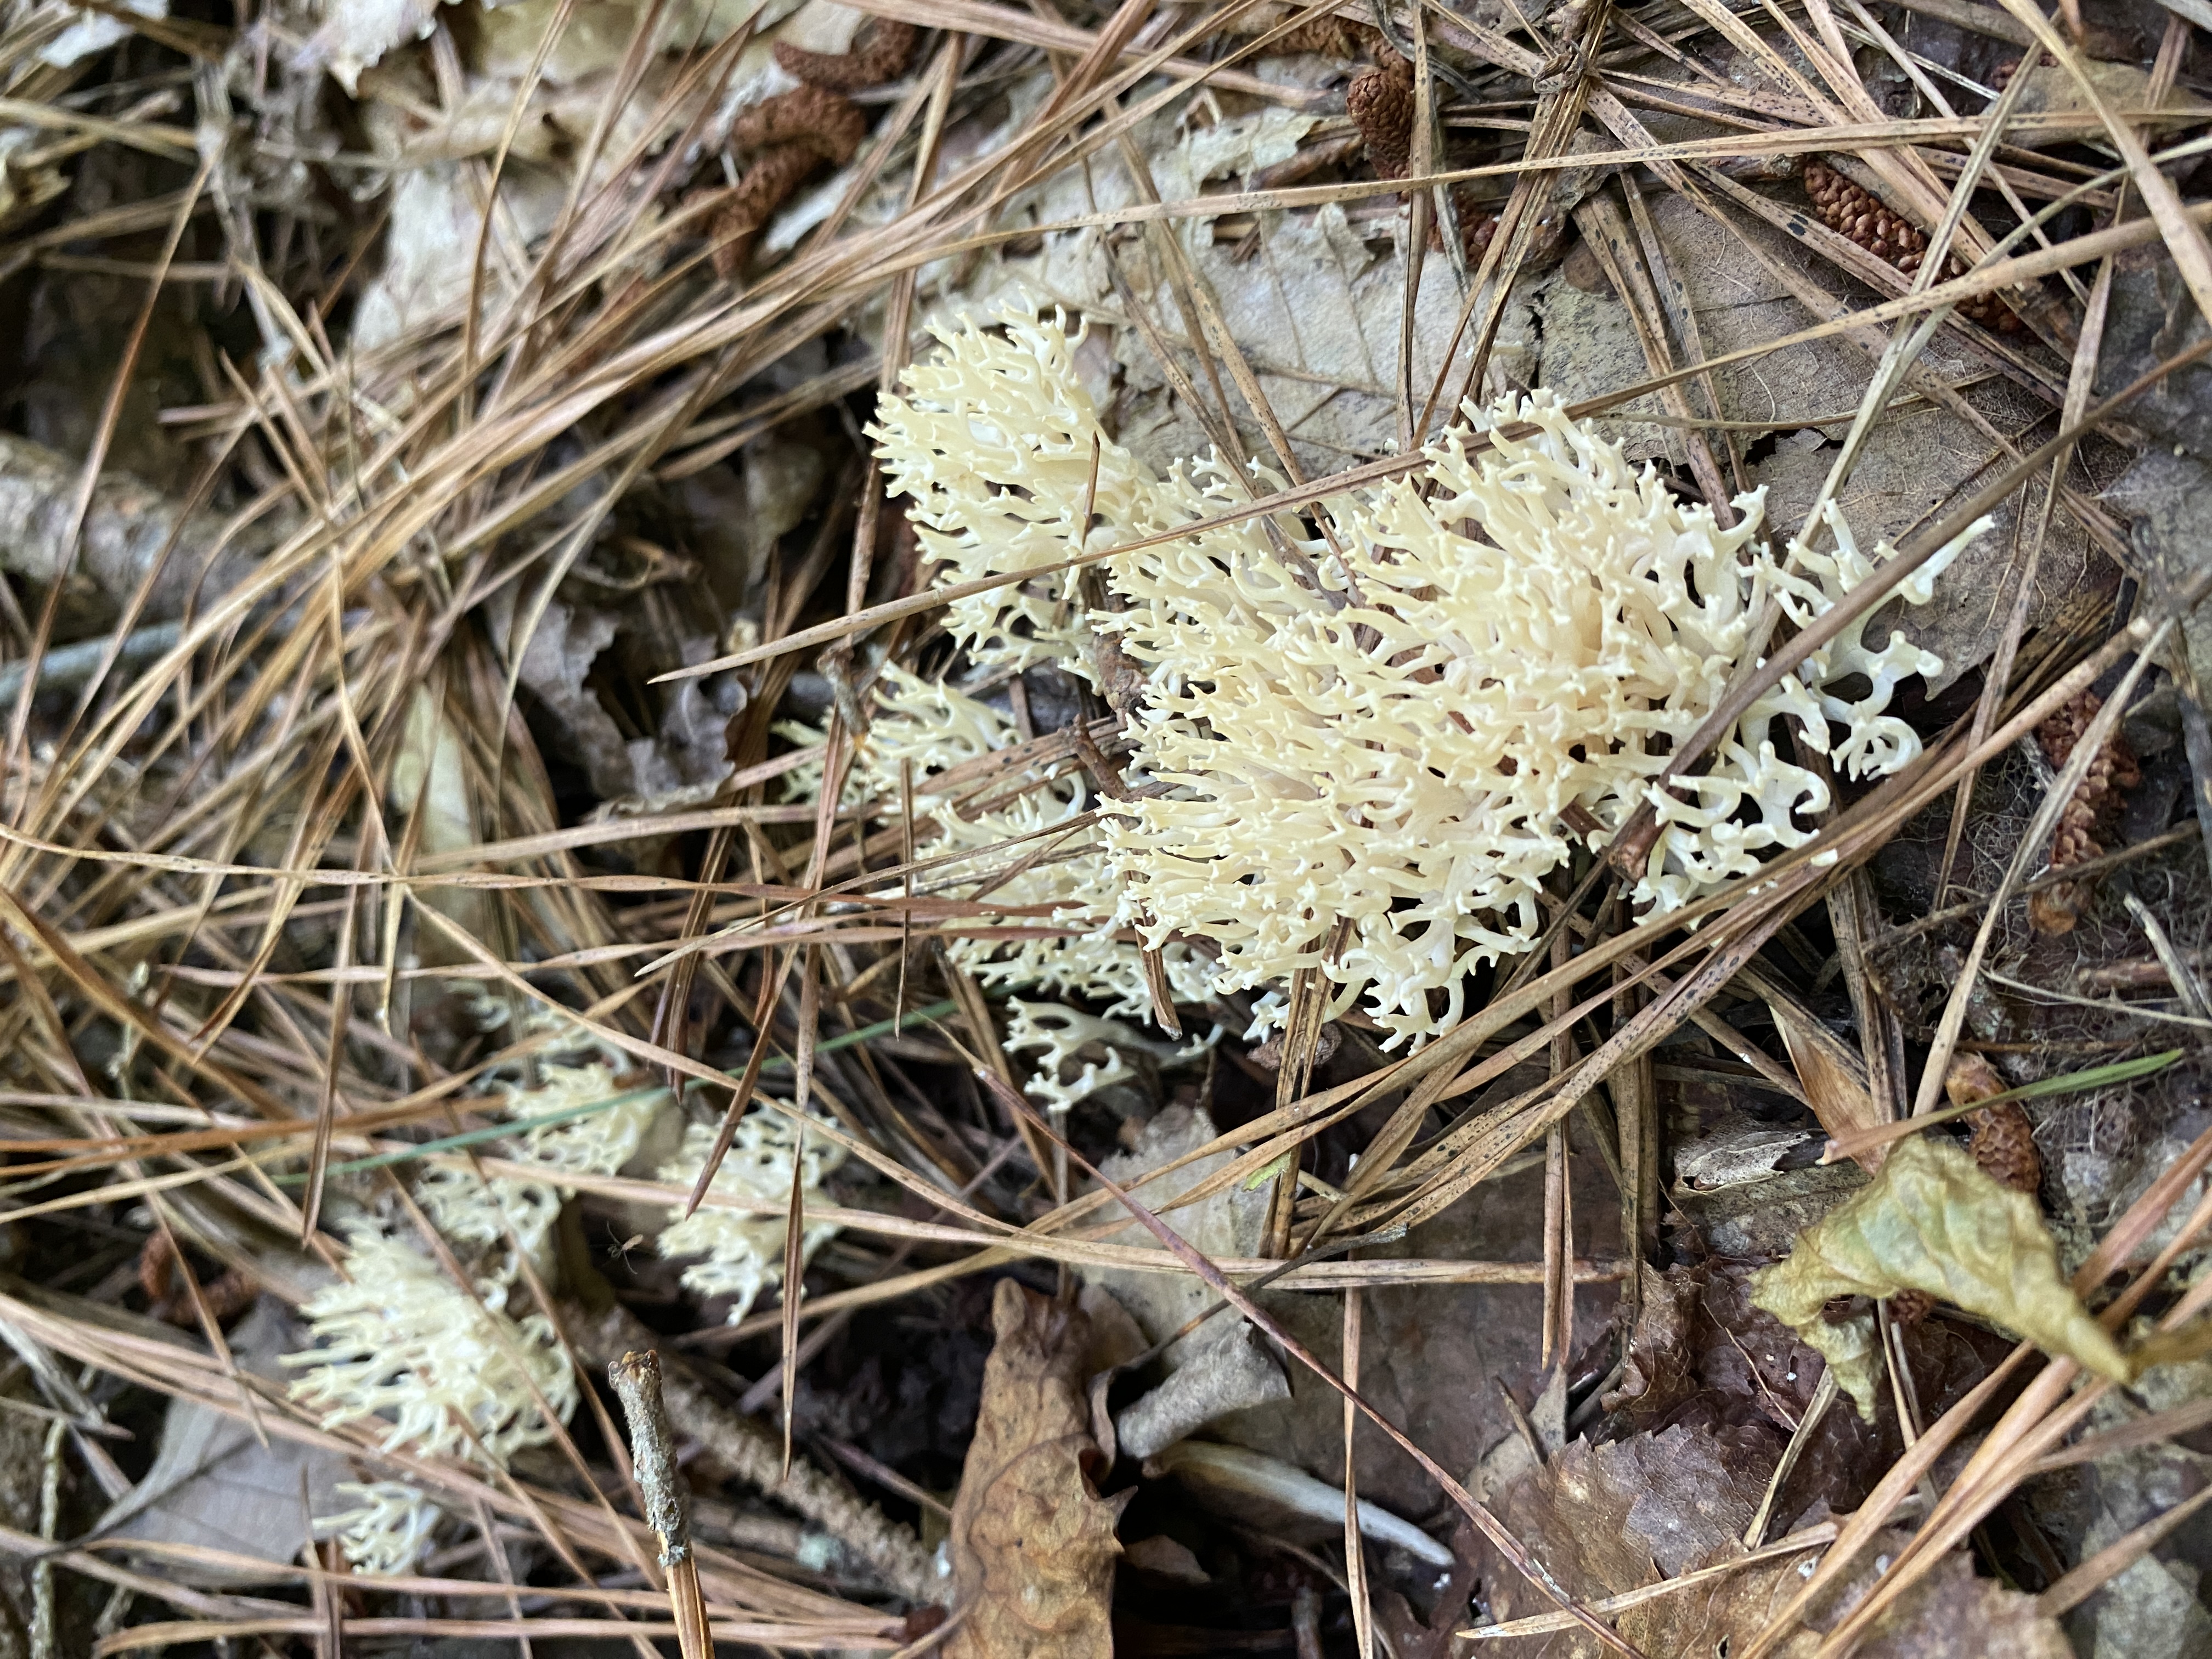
[282,997,844,1572]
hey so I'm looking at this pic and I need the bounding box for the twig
[1743,1370,1838,1549]
[573,1301,946,1606]
[605,1351,711,1659]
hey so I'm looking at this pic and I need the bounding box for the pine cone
[1348,53,1417,181]
[2028,690,2140,934]
[772,18,918,91]
[1802,161,2021,332]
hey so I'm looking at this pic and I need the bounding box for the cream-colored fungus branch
[872,300,1983,1047]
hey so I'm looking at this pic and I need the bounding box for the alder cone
[705,86,873,280]
[1269,14,1386,56]
[136,1230,256,1325]
[1887,1288,1936,1327]
[704,148,823,279]
[1348,61,1416,180]
[2029,690,2141,935]
[771,18,917,91]
[1801,161,2021,332]
[731,84,868,165]
[1943,1050,2006,1109]
[1944,1051,2041,1197]
[1968,1102,2042,1196]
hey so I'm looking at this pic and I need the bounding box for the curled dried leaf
[946,1280,1128,1658]
[1751,1135,2129,1420]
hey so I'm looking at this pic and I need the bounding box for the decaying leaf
[1622,1528,2070,1659]
[945,1279,1128,1659]
[97,1302,351,1583]
[1464,1426,2069,1656]
[1751,1135,2129,1420]
[1758,974,1885,1166]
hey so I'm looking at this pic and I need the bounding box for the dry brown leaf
[1763,988,1884,1166]
[1463,1425,1777,1655]
[1624,1531,2070,1658]
[1750,1135,2130,1420]
[95,1302,350,1583]
[1464,1428,2067,1656]
[945,1279,1129,1659]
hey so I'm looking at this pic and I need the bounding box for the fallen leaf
[2059,1351,2212,1656]
[1599,1261,2015,1529]
[1463,1425,1775,1656]
[1376,1518,1483,1659]
[1751,1134,2130,1420]
[945,1279,1128,1659]
[97,1301,351,1583]
[1086,1106,1272,1370]
[1755,972,1886,1166]
[1464,1426,2068,1656]
[1622,1529,2070,1659]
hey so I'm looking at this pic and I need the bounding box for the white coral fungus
[872,301,1983,1047]
[802,666,1210,1019]
[287,997,659,1572]
[315,1481,444,1578]
[656,1113,847,1324]
[415,1046,663,1279]
[1004,999,1208,1113]
[283,1233,578,1570]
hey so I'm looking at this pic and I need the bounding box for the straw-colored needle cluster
[872,301,1982,1046]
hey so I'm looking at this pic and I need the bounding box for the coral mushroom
[655,1113,846,1324]
[873,302,1983,1045]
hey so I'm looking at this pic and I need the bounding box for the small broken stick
[607,1350,713,1659]
[772,17,918,90]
